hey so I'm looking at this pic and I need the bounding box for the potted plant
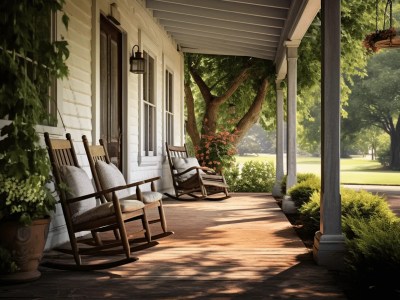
[0,1,69,282]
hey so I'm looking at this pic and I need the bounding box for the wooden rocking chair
[165,143,230,200]
[43,133,151,271]
[82,135,171,239]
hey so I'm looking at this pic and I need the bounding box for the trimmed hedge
[287,177,320,207]
[224,161,275,192]
[345,216,400,293]
[299,188,397,237]
[280,173,319,195]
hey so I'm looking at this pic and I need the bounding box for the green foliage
[226,161,275,192]
[0,246,19,274]
[0,174,56,225]
[288,177,320,207]
[299,188,396,236]
[297,1,379,154]
[345,217,400,292]
[0,1,69,224]
[280,173,319,195]
[224,164,240,192]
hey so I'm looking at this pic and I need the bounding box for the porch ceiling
[145,0,320,77]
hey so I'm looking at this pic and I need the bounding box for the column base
[313,231,346,270]
[282,195,297,214]
[272,182,283,197]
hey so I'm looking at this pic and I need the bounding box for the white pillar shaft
[321,0,341,235]
[273,82,284,196]
[313,0,345,270]
[286,46,298,190]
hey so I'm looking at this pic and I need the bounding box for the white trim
[139,49,157,162]
[91,0,101,147]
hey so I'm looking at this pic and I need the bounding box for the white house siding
[43,0,184,248]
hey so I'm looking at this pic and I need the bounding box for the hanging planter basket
[363,28,400,52]
[374,34,400,49]
[363,0,400,52]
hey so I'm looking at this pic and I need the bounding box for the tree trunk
[390,131,400,170]
[202,101,221,135]
[234,77,269,144]
[188,61,252,137]
[388,117,400,169]
[184,83,200,147]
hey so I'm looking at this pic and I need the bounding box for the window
[165,70,174,145]
[143,51,156,156]
[33,12,58,126]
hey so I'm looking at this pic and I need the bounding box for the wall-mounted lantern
[129,45,145,74]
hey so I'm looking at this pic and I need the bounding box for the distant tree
[346,50,400,169]
[237,136,261,155]
[237,123,275,155]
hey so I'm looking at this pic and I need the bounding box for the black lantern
[129,45,145,74]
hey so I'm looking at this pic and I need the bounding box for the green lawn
[235,155,400,185]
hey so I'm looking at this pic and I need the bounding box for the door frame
[91,7,128,175]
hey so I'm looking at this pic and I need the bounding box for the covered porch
[1,194,346,298]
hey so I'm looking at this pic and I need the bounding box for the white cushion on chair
[59,165,144,226]
[95,160,130,201]
[121,191,162,204]
[59,165,97,221]
[172,157,204,181]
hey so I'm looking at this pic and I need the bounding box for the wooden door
[100,15,122,169]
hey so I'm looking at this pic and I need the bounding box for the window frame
[142,50,156,157]
[165,69,174,146]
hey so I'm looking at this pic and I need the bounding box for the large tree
[185,1,377,158]
[185,55,275,148]
[346,49,400,169]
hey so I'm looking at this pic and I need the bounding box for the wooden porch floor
[1,193,347,299]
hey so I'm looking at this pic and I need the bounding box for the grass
[235,154,400,185]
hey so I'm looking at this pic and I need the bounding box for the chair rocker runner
[165,143,230,200]
[82,135,170,239]
[43,133,151,271]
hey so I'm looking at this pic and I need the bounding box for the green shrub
[235,161,275,192]
[226,161,275,192]
[224,164,240,192]
[280,173,319,195]
[299,188,397,236]
[288,177,320,207]
[345,216,400,292]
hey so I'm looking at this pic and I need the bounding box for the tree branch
[189,66,213,103]
[214,64,253,105]
[234,77,269,143]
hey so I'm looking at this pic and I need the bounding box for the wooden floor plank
[0,193,347,299]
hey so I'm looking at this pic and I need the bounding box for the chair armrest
[66,180,145,204]
[198,166,217,173]
[143,176,161,184]
[174,166,198,177]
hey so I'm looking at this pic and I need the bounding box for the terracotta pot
[0,218,50,283]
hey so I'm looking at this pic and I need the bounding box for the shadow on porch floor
[0,193,347,299]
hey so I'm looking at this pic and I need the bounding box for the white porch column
[273,80,284,197]
[313,0,346,270]
[285,41,300,191]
